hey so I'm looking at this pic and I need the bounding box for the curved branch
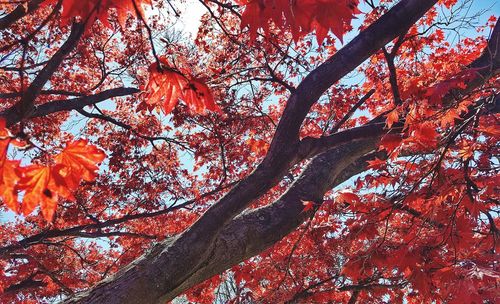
[0,0,46,30]
[14,21,85,121]
[160,139,380,301]
[1,87,140,126]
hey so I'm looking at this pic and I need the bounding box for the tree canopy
[0,0,498,303]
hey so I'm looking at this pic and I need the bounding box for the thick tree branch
[64,1,441,303]
[266,0,438,155]
[14,21,85,121]
[1,87,140,126]
[0,89,85,99]
[153,89,497,300]
[299,121,391,160]
[3,275,47,294]
[444,19,500,106]
[158,139,381,301]
[0,0,46,30]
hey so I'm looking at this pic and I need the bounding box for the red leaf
[238,0,359,43]
[386,108,399,128]
[410,122,439,148]
[367,157,386,169]
[379,134,403,154]
[55,139,106,187]
[335,191,360,205]
[49,0,152,28]
[143,60,220,115]
[301,200,315,212]
[425,68,478,105]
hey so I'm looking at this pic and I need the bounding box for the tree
[0,0,498,302]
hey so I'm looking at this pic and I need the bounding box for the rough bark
[162,139,380,301]
[0,21,86,125]
[0,1,497,302]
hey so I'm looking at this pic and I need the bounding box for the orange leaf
[238,0,359,43]
[386,108,399,128]
[0,118,10,139]
[49,0,153,28]
[143,60,219,115]
[476,125,500,137]
[19,166,60,221]
[12,140,104,221]
[0,120,22,213]
[55,139,106,187]
[0,159,21,213]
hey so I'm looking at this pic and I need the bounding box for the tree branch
[0,0,46,30]
[14,21,85,121]
[1,87,140,126]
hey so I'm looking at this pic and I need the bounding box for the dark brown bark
[0,0,46,30]
[1,87,140,126]
[160,138,380,301]
[1,4,495,304]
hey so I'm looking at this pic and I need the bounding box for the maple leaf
[55,139,106,187]
[410,122,439,148]
[476,125,500,137]
[1,0,498,302]
[0,120,21,213]
[12,140,105,221]
[367,157,386,169]
[0,159,21,213]
[18,165,61,221]
[335,191,360,205]
[0,118,10,139]
[378,134,403,154]
[238,0,359,43]
[309,0,360,43]
[439,108,461,128]
[182,78,219,114]
[49,0,153,28]
[142,60,220,115]
[425,68,478,105]
[301,200,315,212]
[410,268,432,299]
[385,108,399,128]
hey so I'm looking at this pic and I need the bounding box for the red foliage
[0,125,105,221]
[141,59,220,115]
[48,0,152,27]
[238,0,360,42]
[0,0,498,303]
